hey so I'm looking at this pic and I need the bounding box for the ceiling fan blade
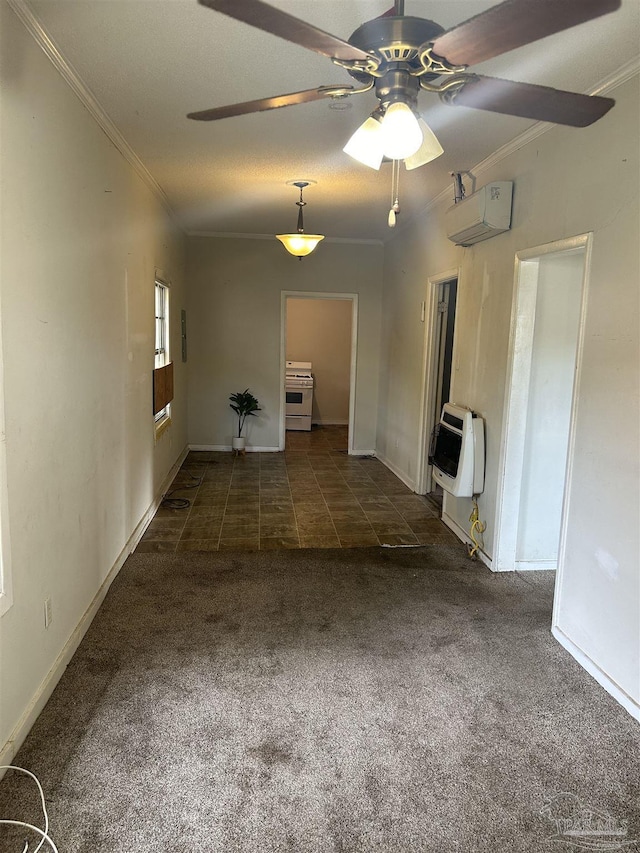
[187,87,348,121]
[446,76,615,127]
[198,0,375,62]
[431,0,621,67]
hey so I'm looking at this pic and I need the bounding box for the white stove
[285,360,314,431]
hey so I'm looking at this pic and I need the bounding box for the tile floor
[136,426,458,553]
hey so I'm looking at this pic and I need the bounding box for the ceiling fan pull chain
[388,159,401,228]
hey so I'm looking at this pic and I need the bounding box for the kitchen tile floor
[136,426,458,553]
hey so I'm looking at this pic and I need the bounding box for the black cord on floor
[160,470,205,510]
[161,497,191,509]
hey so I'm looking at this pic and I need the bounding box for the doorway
[417,271,459,496]
[493,235,590,572]
[279,292,358,453]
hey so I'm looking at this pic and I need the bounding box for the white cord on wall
[0,766,59,852]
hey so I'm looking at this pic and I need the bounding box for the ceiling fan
[187,0,620,145]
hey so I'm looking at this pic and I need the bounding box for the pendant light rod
[294,181,308,232]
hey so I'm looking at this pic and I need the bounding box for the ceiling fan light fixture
[404,118,444,170]
[342,115,384,170]
[380,101,423,160]
[276,181,324,258]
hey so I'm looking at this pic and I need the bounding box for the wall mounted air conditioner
[446,181,513,246]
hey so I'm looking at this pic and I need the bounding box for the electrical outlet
[44,597,52,629]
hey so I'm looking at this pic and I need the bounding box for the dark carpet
[1,546,638,852]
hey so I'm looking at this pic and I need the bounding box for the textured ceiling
[26,0,640,242]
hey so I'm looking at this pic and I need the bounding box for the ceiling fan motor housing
[375,69,420,111]
[347,16,447,86]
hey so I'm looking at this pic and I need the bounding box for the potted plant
[229,389,261,453]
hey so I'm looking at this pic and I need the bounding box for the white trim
[312,420,349,426]
[129,446,189,551]
[551,241,593,628]
[441,510,493,571]
[188,231,383,246]
[0,288,12,617]
[552,626,640,722]
[590,56,640,96]
[188,445,280,453]
[0,445,188,772]
[493,234,591,573]
[280,291,359,455]
[375,452,416,493]
[6,0,177,225]
[415,268,461,495]
[515,560,556,571]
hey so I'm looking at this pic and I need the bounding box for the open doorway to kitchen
[493,234,590,572]
[280,292,358,453]
[416,270,459,500]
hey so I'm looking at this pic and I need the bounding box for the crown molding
[7,0,178,225]
[187,231,383,245]
[386,59,640,243]
[591,56,640,96]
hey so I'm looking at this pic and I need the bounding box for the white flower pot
[232,436,246,454]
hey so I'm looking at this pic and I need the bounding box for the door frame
[279,291,358,453]
[492,233,592,572]
[416,268,461,495]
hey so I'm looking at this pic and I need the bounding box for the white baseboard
[441,510,493,571]
[375,452,416,492]
[515,559,557,571]
[552,626,640,722]
[0,445,189,777]
[129,447,189,551]
[188,444,280,453]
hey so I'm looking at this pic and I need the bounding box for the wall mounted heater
[431,403,485,497]
[445,181,513,246]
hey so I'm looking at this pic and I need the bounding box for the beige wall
[186,237,383,453]
[286,298,352,425]
[0,4,187,760]
[378,75,639,711]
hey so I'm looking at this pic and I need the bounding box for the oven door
[285,386,312,416]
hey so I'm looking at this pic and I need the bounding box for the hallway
[137,427,455,552]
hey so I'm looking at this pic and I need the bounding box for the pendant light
[276,181,324,259]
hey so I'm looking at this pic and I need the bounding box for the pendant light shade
[380,102,423,160]
[404,118,444,170]
[276,233,324,257]
[276,181,324,258]
[342,115,385,170]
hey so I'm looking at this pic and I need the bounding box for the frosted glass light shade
[276,233,324,257]
[342,116,384,170]
[380,102,423,160]
[404,119,444,170]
